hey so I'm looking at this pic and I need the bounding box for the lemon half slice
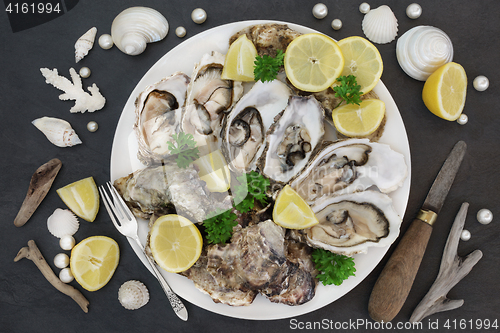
[221,34,258,81]
[57,177,99,222]
[332,99,386,137]
[273,185,319,229]
[193,150,231,192]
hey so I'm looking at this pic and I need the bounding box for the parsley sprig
[332,75,363,108]
[233,171,270,213]
[167,132,200,169]
[203,208,238,244]
[311,248,356,286]
[254,50,285,82]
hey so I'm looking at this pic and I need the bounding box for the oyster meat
[134,72,190,165]
[290,138,407,204]
[259,96,325,184]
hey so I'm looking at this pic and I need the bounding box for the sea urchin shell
[118,280,150,310]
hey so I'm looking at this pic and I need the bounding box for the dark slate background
[1,1,499,332]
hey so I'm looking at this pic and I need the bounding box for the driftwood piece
[14,158,62,227]
[410,203,483,322]
[14,240,89,313]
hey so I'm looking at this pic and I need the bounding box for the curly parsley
[333,75,363,108]
[203,208,238,244]
[167,132,200,169]
[233,171,270,213]
[254,50,285,82]
[311,248,356,286]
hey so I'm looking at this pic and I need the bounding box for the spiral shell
[75,27,97,63]
[396,26,454,81]
[362,5,398,44]
[111,7,169,56]
[118,280,150,310]
[32,117,82,147]
[47,208,79,238]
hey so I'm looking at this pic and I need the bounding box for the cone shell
[47,208,79,238]
[118,280,150,310]
[362,5,398,44]
[396,26,454,81]
[111,7,169,56]
[75,27,97,63]
[32,116,82,147]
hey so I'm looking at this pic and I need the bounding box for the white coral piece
[118,280,150,310]
[75,27,97,63]
[47,208,79,238]
[40,67,106,113]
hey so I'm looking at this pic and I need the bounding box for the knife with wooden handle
[368,140,467,322]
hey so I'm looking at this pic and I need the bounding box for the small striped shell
[118,280,150,310]
[32,117,82,147]
[75,27,97,63]
[47,208,79,238]
[362,5,398,44]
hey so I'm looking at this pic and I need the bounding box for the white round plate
[110,20,411,320]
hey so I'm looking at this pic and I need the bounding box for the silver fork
[99,181,188,321]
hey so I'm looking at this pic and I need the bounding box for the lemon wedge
[273,185,319,229]
[332,99,386,137]
[422,62,467,121]
[70,236,120,291]
[284,33,344,92]
[336,36,383,94]
[56,177,99,222]
[221,34,258,81]
[149,214,203,273]
[193,150,231,192]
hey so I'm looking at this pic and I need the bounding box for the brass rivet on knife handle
[416,209,438,226]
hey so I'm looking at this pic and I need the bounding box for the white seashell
[396,26,453,81]
[118,280,150,310]
[111,7,169,56]
[32,117,82,147]
[47,208,80,238]
[75,27,97,63]
[362,5,398,44]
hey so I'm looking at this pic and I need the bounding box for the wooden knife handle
[368,218,433,322]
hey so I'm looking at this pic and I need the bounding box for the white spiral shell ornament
[111,7,169,56]
[32,116,82,147]
[362,5,398,44]
[118,280,150,310]
[75,27,97,63]
[47,208,80,238]
[396,26,453,81]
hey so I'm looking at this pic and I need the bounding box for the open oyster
[222,80,292,172]
[290,138,407,204]
[259,96,325,184]
[134,72,190,165]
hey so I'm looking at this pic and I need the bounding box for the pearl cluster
[53,235,77,283]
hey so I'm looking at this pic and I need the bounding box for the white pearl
[359,2,371,14]
[406,3,422,19]
[54,253,69,269]
[460,229,471,241]
[477,208,493,225]
[473,75,489,91]
[175,26,186,38]
[79,66,91,78]
[191,8,207,24]
[331,19,343,30]
[59,268,74,283]
[60,235,76,250]
[312,3,328,19]
[87,121,98,132]
[98,34,114,50]
[457,114,468,125]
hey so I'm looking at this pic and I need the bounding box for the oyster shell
[290,138,407,204]
[134,72,190,165]
[259,96,325,184]
[222,80,292,172]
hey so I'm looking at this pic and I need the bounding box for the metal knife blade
[422,140,467,214]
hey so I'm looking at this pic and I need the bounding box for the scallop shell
[75,27,97,63]
[32,117,82,147]
[396,26,454,81]
[47,208,79,238]
[362,5,398,44]
[111,7,169,56]
[118,280,150,310]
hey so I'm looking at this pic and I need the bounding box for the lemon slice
[56,177,99,222]
[273,185,319,229]
[221,34,258,81]
[284,33,344,92]
[332,99,386,137]
[149,214,203,273]
[422,62,467,121]
[336,36,383,94]
[70,236,120,291]
[192,150,231,192]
